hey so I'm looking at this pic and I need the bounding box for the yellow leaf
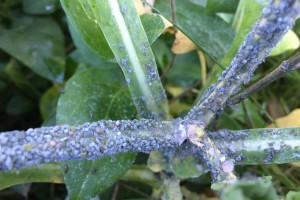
[134,0,154,15]
[134,0,172,34]
[165,84,184,97]
[172,31,197,54]
[268,109,300,128]
[162,17,173,32]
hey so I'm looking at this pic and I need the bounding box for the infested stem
[0,119,188,171]
[211,127,300,165]
[228,52,300,105]
[187,125,237,185]
[186,0,300,126]
[1,119,300,177]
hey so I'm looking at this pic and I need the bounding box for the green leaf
[220,177,277,200]
[171,155,204,179]
[140,13,165,45]
[57,67,136,124]
[67,21,116,68]
[218,113,243,130]
[4,59,41,101]
[60,0,114,60]
[206,0,239,14]
[286,191,300,200]
[61,0,165,62]
[39,85,61,126]
[166,52,201,87]
[6,92,35,115]
[243,99,267,128]
[269,30,300,56]
[23,0,58,14]
[0,164,63,190]
[61,154,135,200]
[0,17,65,83]
[154,0,235,61]
[56,67,137,200]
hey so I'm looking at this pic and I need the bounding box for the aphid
[64,164,69,174]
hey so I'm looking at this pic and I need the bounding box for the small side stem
[228,52,300,105]
[161,53,176,80]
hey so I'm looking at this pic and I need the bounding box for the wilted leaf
[134,0,154,15]
[172,31,197,54]
[269,109,300,128]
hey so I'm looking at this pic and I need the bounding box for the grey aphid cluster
[217,128,300,165]
[0,119,190,171]
[186,0,300,125]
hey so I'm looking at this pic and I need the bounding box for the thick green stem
[0,119,186,171]
[1,119,300,173]
[212,127,300,165]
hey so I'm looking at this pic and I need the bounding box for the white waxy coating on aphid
[219,155,226,163]
[208,147,215,156]
[222,160,234,173]
[196,164,203,172]
[187,124,197,139]
[176,123,187,145]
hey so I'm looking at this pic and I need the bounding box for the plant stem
[228,52,300,105]
[211,127,300,165]
[0,119,186,171]
[1,119,299,175]
[186,0,300,126]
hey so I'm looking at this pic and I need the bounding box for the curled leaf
[172,31,197,54]
[269,109,300,128]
